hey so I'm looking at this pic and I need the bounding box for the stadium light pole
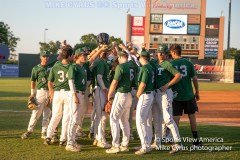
[44,28,48,43]
[227,0,232,59]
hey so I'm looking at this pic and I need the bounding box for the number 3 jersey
[48,62,72,91]
[171,58,196,101]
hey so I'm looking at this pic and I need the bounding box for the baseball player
[105,51,134,154]
[169,44,201,146]
[66,46,108,152]
[153,45,183,154]
[75,48,95,139]
[135,51,154,155]
[119,43,140,140]
[44,45,73,146]
[21,51,53,139]
[91,33,112,148]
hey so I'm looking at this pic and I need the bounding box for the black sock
[192,131,198,139]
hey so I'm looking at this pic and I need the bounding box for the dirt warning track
[182,91,240,126]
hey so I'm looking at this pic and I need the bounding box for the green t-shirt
[138,63,154,92]
[129,60,139,88]
[114,62,135,93]
[92,58,110,88]
[48,62,71,91]
[155,60,179,89]
[68,63,87,91]
[171,58,196,101]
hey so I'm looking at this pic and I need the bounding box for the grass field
[0,78,240,160]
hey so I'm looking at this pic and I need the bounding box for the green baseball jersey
[155,60,179,89]
[31,65,50,89]
[83,61,92,81]
[129,60,139,88]
[149,59,158,89]
[114,62,135,93]
[138,63,154,92]
[92,58,110,88]
[68,63,87,91]
[48,62,71,91]
[171,58,196,101]
[30,60,57,89]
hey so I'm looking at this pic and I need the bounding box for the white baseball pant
[136,92,154,150]
[46,90,70,142]
[110,92,132,147]
[129,89,138,136]
[155,89,181,143]
[76,81,91,132]
[27,89,51,133]
[93,86,107,143]
[67,91,85,145]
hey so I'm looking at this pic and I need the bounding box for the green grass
[199,82,240,91]
[0,78,240,159]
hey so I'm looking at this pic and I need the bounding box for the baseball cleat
[151,141,157,149]
[93,139,98,146]
[134,146,142,151]
[76,130,87,138]
[97,142,111,149]
[88,132,94,139]
[51,135,59,143]
[120,146,129,152]
[169,144,183,154]
[106,147,120,154]
[41,132,47,139]
[65,144,81,152]
[59,141,67,147]
[193,141,203,147]
[135,148,151,155]
[44,138,51,145]
[21,131,31,139]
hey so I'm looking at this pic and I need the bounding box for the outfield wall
[19,53,58,77]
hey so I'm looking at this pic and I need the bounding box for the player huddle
[21,33,201,155]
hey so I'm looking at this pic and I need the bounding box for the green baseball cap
[40,51,50,57]
[74,48,86,56]
[140,51,150,57]
[118,51,128,56]
[156,45,169,54]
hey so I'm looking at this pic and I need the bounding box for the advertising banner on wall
[130,16,145,51]
[188,15,201,24]
[0,64,19,77]
[151,0,201,14]
[163,15,188,34]
[151,14,163,23]
[150,24,163,33]
[205,38,218,58]
[131,16,145,36]
[205,18,220,38]
[192,59,235,83]
[188,25,200,35]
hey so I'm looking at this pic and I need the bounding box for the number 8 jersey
[48,61,72,91]
[171,58,196,101]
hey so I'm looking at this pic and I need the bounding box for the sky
[0,0,239,54]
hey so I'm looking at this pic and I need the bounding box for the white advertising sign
[131,36,145,51]
[163,15,188,35]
